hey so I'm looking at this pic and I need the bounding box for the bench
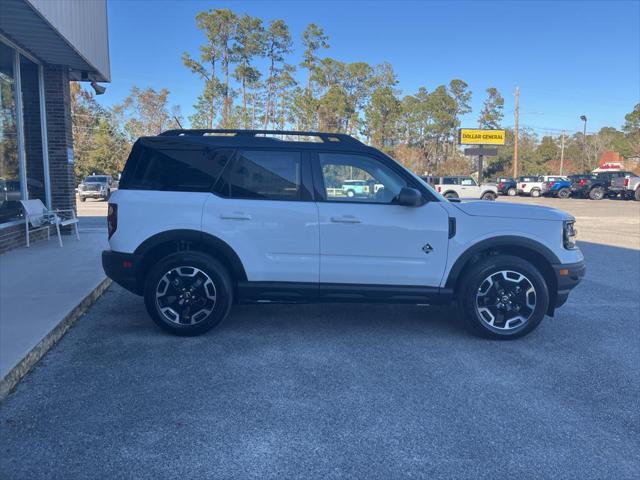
[20,199,80,247]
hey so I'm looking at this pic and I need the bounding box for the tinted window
[120,139,232,192]
[460,178,476,186]
[442,177,458,185]
[85,176,108,183]
[319,152,407,204]
[218,150,302,201]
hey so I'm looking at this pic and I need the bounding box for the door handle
[220,212,252,220]
[330,215,362,224]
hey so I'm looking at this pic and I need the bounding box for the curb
[0,277,112,401]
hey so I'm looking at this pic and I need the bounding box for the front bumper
[102,250,143,295]
[79,192,107,198]
[553,260,586,308]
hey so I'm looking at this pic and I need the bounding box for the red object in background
[521,183,526,188]
[579,179,588,186]
[437,186,441,192]
[548,182,555,189]
[624,178,630,187]
[498,182,504,189]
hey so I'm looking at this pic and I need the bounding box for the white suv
[430,176,498,201]
[103,130,585,339]
[517,175,547,197]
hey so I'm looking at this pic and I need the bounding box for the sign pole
[478,145,484,184]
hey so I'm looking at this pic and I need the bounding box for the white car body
[102,130,585,338]
[433,176,498,200]
[517,176,546,196]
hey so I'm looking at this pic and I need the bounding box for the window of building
[319,153,407,204]
[0,42,20,224]
[0,40,49,226]
[217,150,302,201]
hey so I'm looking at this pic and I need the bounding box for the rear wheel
[557,188,570,199]
[346,189,355,198]
[507,187,517,196]
[79,196,86,202]
[144,252,233,336]
[444,191,459,200]
[589,186,604,200]
[481,191,496,201]
[635,188,640,201]
[457,255,549,339]
[530,189,541,198]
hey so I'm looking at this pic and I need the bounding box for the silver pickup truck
[610,173,640,201]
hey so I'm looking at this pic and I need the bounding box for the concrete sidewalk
[0,217,109,397]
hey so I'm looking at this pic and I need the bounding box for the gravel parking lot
[1,196,638,479]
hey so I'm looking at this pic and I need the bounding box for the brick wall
[43,65,75,214]
[0,224,51,254]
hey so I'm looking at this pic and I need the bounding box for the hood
[452,201,573,221]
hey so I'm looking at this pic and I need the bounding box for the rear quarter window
[119,139,232,192]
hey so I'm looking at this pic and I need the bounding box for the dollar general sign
[458,129,506,145]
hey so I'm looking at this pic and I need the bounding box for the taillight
[437,186,442,192]
[624,178,629,187]
[498,182,504,188]
[548,182,555,189]
[579,179,587,186]
[107,203,118,239]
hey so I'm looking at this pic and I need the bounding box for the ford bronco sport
[102,129,585,339]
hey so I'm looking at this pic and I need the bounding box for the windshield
[84,176,108,183]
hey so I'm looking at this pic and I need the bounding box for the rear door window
[216,150,303,201]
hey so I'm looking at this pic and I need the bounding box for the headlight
[563,220,577,249]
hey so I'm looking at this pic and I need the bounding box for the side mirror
[396,187,424,207]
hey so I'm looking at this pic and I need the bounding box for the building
[0,0,110,252]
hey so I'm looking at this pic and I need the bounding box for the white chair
[20,199,80,248]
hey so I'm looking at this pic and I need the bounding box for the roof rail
[158,129,364,146]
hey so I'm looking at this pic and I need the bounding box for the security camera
[91,81,106,95]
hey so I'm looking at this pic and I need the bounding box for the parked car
[102,129,584,340]
[541,176,572,198]
[430,176,498,200]
[570,171,634,200]
[78,175,115,202]
[610,173,640,200]
[517,176,546,197]
[623,175,640,201]
[496,177,517,196]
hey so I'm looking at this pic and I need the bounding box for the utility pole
[513,87,519,178]
[580,115,588,173]
[560,130,565,175]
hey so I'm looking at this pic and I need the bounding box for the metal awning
[0,0,109,82]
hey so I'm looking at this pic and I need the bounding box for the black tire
[481,191,496,201]
[507,187,517,196]
[457,254,549,339]
[444,191,459,199]
[105,190,111,201]
[589,186,604,200]
[79,196,86,202]
[557,188,570,199]
[530,189,541,198]
[144,252,233,336]
[635,188,640,201]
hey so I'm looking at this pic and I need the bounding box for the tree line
[71,8,640,183]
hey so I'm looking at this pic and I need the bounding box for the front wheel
[346,189,355,198]
[457,255,549,339]
[635,188,640,201]
[589,187,604,200]
[557,188,570,199]
[507,187,517,196]
[481,191,497,201]
[79,196,86,202]
[530,189,541,198]
[444,191,459,200]
[144,252,233,336]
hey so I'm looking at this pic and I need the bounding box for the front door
[315,152,450,287]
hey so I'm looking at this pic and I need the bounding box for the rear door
[313,151,449,287]
[202,149,319,283]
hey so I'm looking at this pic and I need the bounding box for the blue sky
[100,0,640,135]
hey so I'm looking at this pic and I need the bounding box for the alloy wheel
[155,266,217,325]
[475,270,536,332]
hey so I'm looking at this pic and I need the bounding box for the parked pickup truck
[542,176,572,198]
[517,176,546,197]
[570,171,634,200]
[496,177,518,196]
[431,176,498,200]
[610,173,640,200]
